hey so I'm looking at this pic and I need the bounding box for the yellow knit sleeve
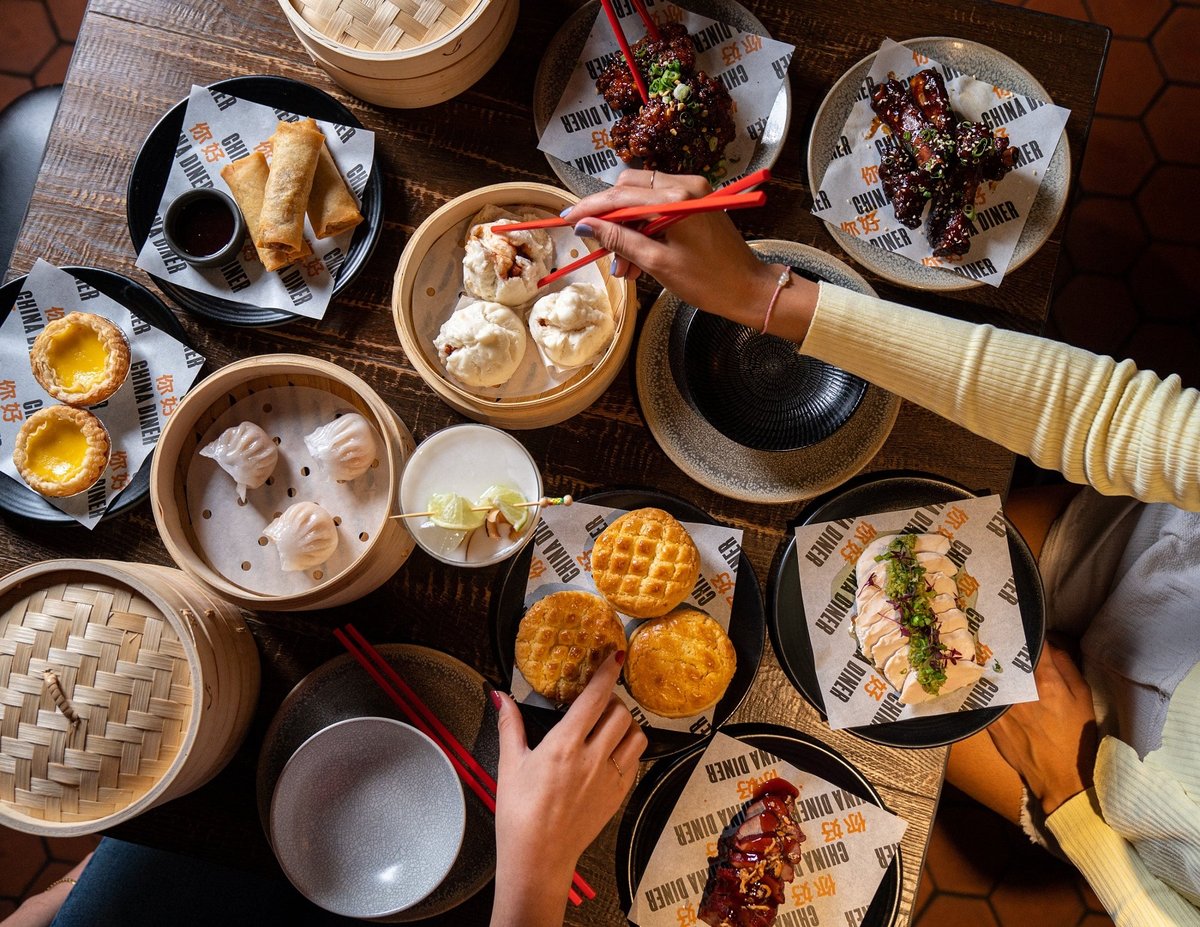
[801,284,1200,510]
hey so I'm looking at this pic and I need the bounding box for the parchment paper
[540,0,794,185]
[812,38,1070,287]
[514,499,743,734]
[794,494,1038,730]
[629,732,907,927]
[135,85,375,320]
[0,260,205,529]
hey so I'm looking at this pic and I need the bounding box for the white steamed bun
[528,282,615,368]
[462,217,554,308]
[434,300,527,388]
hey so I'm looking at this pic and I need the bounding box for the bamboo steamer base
[393,183,638,428]
[295,0,517,108]
[0,560,259,836]
[151,355,415,612]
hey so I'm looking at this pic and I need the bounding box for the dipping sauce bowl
[163,188,245,267]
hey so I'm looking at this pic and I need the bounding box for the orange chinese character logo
[110,472,130,493]
[742,34,763,54]
[160,396,179,417]
[859,210,882,234]
[912,51,930,65]
[44,306,65,322]
[0,380,15,402]
[675,902,697,927]
[821,819,844,843]
[864,675,888,702]
[155,374,175,395]
[839,220,861,237]
[591,128,612,151]
[854,522,877,546]
[110,451,128,471]
[303,256,326,278]
[944,504,968,530]
[241,241,259,263]
[528,557,546,580]
[921,256,944,267]
[201,142,226,163]
[844,811,867,834]
[254,139,273,158]
[815,873,837,897]
[791,881,814,906]
[994,126,1009,139]
[957,570,979,599]
[840,540,863,564]
[711,571,735,596]
[2,402,23,423]
[721,41,743,67]
[992,85,1013,99]
[189,122,214,143]
[860,164,880,185]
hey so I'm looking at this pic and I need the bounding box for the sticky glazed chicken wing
[596,22,697,113]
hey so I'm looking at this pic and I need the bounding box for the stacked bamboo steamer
[277,0,517,108]
[0,559,259,836]
[393,182,639,429]
[151,355,415,612]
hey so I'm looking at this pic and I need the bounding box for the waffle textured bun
[625,608,736,718]
[590,507,700,619]
[515,590,626,704]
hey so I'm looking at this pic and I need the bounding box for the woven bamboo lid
[0,566,199,831]
[291,0,483,52]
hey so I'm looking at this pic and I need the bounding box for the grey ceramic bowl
[162,187,246,268]
[269,717,466,919]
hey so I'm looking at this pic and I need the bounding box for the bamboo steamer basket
[0,559,260,836]
[393,183,638,429]
[150,355,416,612]
[280,0,517,108]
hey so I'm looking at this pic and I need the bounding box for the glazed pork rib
[854,533,985,705]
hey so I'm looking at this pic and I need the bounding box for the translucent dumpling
[303,412,378,482]
[263,501,338,572]
[199,421,278,502]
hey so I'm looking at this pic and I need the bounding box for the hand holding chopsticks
[334,624,607,911]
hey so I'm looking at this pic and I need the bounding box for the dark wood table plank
[1,1,1107,924]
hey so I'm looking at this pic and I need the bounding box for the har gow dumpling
[304,412,378,482]
[434,300,526,388]
[199,421,278,501]
[263,501,338,572]
[462,209,555,307]
[529,282,615,368]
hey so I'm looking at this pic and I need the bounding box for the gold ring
[609,755,624,777]
[649,171,657,189]
[43,877,77,893]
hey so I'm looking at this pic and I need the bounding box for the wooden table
[2,1,1107,924]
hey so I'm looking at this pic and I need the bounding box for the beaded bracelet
[761,265,793,335]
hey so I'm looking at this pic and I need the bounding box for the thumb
[493,690,528,779]
[577,217,669,274]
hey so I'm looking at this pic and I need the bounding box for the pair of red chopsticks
[498,168,771,288]
[600,0,660,105]
[333,625,598,907]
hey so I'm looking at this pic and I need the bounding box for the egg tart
[30,312,131,406]
[13,405,111,498]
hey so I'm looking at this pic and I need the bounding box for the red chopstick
[536,169,773,288]
[334,625,598,906]
[497,190,765,234]
[599,0,648,105]
[630,0,660,41]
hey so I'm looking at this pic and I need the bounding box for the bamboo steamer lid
[150,354,416,612]
[0,560,259,836]
[393,183,638,428]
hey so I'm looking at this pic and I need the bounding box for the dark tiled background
[0,0,1196,923]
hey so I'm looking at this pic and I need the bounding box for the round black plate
[0,266,196,525]
[257,645,498,922]
[671,265,867,453]
[490,488,765,760]
[126,75,383,328]
[769,472,1046,748]
[616,722,901,927]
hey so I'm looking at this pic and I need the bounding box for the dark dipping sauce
[171,195,237,257]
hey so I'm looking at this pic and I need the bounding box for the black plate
[769,472,1046,748]
[491,489,765,760]
[0,266,196,525]
[257,645,498,922]
[671,265,867,452]
[616,723,901,927]
[127,75,383,328]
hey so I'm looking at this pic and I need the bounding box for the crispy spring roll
[308,143,363,239]
[220,153,311,272]
[257,118,324,254]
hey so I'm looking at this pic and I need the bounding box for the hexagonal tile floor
[0,0,1195,925]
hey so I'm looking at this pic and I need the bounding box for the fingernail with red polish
[616,650,626,666]
[489,690,502,709]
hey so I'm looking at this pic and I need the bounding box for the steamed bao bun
[462,206,555,308]
[434,300,526,388]
[529,282,615,368]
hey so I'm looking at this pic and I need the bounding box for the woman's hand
[490,651,647,927]
[987,643,1098,816]
[561,170,815,335]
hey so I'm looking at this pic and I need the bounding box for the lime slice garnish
[477,485,529,533]
[427,492,486,531]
